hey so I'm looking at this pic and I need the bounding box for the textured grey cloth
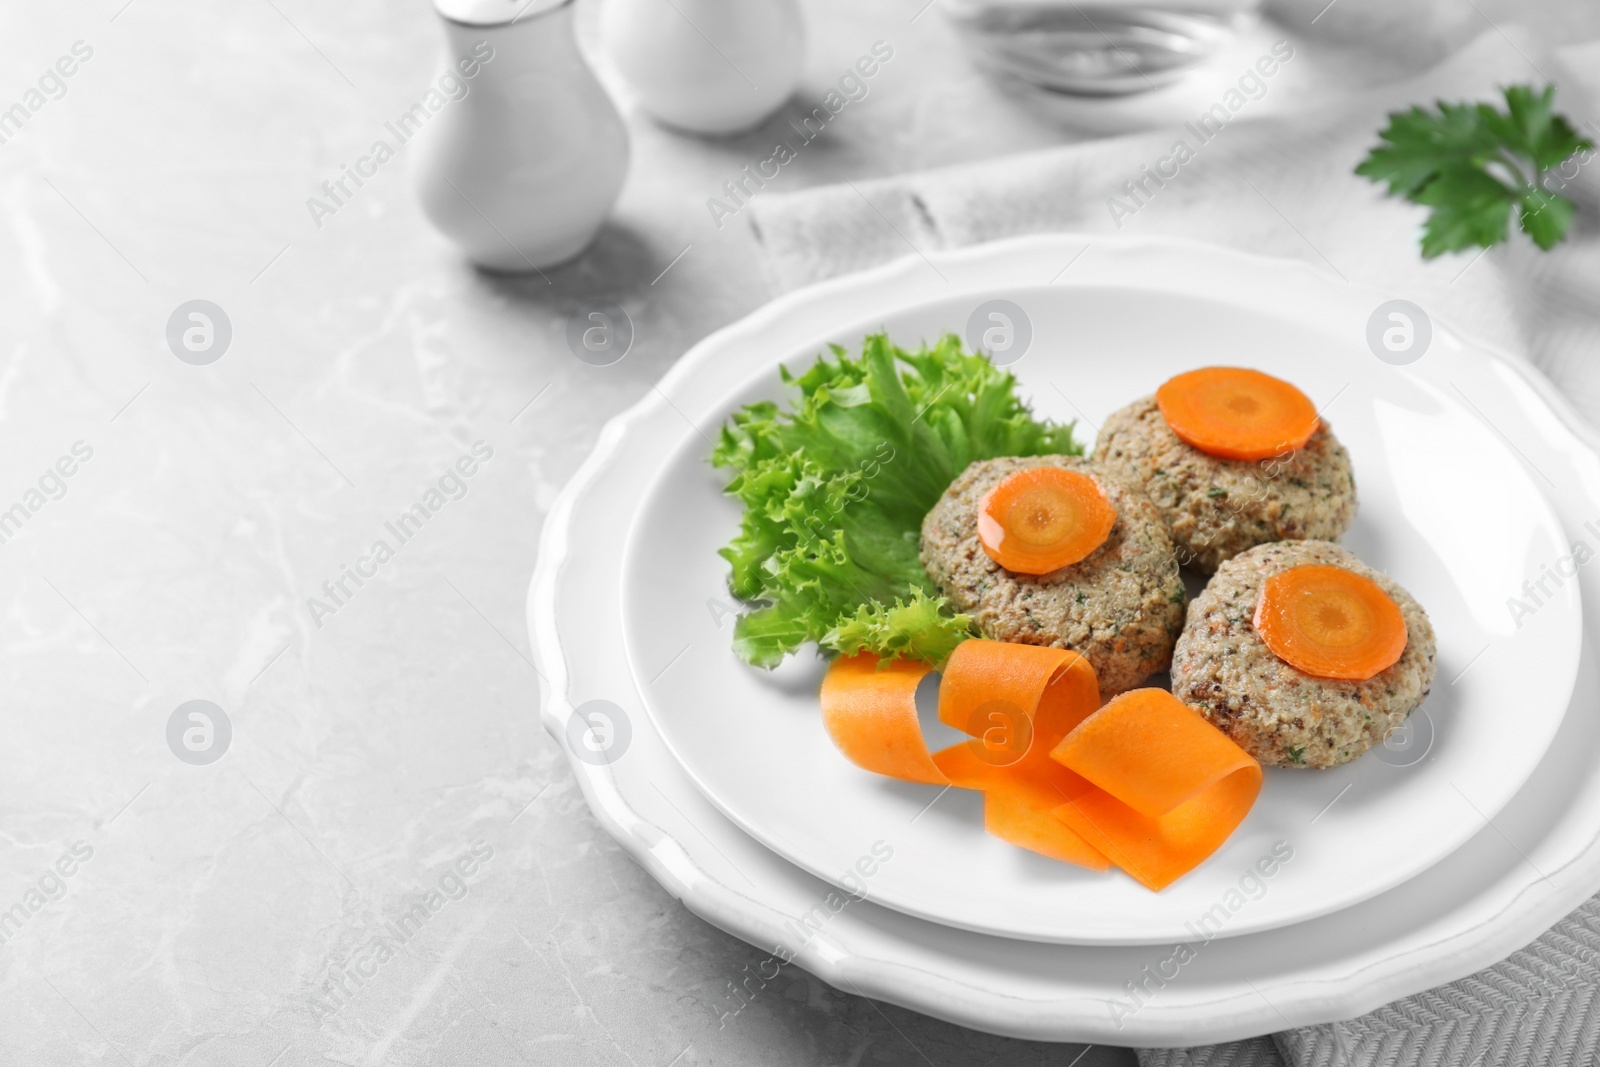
[1138,1036,1287,1067]
[747,27,1600,425]
[1274,892,1600,1066]
[746,18,1600,1067]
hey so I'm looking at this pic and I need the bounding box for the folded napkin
[744,20,1600,1067]
[747,27,1600,427]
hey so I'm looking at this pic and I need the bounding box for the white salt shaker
[601,0,804,136]
[412,0,629,271]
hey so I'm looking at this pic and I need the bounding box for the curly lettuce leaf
[823,590,974,667]
[710,332,1080,668]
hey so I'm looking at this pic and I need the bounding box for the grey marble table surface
[0,1,1540,1064]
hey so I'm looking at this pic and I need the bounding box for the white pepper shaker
[602,0,804,136]
[412,0,629,271]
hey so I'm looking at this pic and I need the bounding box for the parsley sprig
[1356,84,1593,258]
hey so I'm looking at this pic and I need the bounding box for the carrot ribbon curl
[819,640,1261,891]
[1051,688,1262,891]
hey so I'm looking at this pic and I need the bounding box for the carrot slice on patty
[1156,367,1319,461]
[1253,564,1408,681]
[977,467,1116,574]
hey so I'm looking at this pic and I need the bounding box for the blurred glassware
[943,0,1263,96]
[413,0,629,271]
[603,0,805,136]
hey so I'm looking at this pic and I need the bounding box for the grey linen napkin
[1162,892,1600,1067]
[746,28,1600,426]
[744,23,1600,1067]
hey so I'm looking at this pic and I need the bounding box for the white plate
[531,235,1600,1041]
[612,241,1582,945]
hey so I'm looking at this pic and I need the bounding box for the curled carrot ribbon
[1051,688,1262,891]
[819,641,1261,891]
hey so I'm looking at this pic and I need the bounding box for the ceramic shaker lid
[433,0,570,25]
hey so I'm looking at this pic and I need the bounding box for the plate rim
[529,232,1600,1042]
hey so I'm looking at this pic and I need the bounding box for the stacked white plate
[528,235,1600,1046]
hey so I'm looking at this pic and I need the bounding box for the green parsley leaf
[1356,83,1592,257]
[1485,84,1589,171]
[1355,101,1501,199]
[1413,163,1515,258]
[1519,187,1575,250]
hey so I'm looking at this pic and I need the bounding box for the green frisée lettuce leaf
[824,590,974,667]
[710,332,1081,668]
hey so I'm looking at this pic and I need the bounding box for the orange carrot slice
[1253,564,1408,681]
[1050,688,1262,891]
[1156,367,1319,461]
[936,639,1101,773]
[933,740,1108,869]
[934,640,1108,868]
[819,653,948,785]
[819,649,1264,888]
[818,641,1110,870]
[977,467,1116,575]
[985,787,1111,870]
